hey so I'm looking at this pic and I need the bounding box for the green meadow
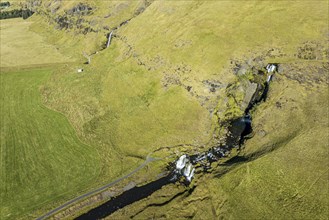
[1,0,328,219]
[1,15,211,219]
[0,69,101,219]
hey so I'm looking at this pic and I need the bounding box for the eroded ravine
[76,64,279,220]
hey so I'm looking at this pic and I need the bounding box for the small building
[77,68,84,73]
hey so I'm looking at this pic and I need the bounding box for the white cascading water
[176,155,187,170]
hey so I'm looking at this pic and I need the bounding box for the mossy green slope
[34,0,328,148]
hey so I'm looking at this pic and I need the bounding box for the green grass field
[1,0,328,219]
[0,18,71,67]
[0,14,212,219]
[0,69,102,219]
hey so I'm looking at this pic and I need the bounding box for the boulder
[237,63,249,76]
[241,82,258,110]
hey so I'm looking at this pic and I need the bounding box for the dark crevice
[222,156,249,165]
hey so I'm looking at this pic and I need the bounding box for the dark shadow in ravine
[222,156,249,165]
[75,175,173,220]
[129,186,196,219]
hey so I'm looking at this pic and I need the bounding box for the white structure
[77,68,84,73]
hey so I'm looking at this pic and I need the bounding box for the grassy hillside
[0,18,154,219]
[109,63,329,219]
[1,8,212,219]
[30,0,214,182]
[32,0,328,174]
[0,68,100,219]
[32,0,328,137]
[31,0,325,219]
[212,73,328,219]
[119,0,327,72]
[1,0,328,219]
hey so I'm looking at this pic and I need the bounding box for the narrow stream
[75,64,278,220]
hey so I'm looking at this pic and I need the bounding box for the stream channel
[76,64,278,220]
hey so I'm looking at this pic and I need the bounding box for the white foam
[183,163,192,177]
[186,168,195,182]
[267,64,276,73]
[176,155,187,170]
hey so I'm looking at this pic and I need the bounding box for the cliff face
[27,0,328,219]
